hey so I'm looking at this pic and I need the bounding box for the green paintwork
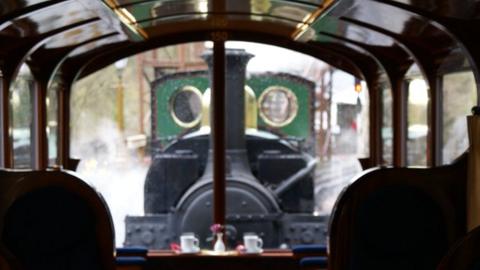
[154,75,209,146]
[248,74,312,139]
[153,72,314,147]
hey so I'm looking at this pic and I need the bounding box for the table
[143,249,301,270]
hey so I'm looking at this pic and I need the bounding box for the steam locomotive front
[125,49,326,249]
[175,49,282,248]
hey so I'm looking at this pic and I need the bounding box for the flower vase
[213,232,226,252]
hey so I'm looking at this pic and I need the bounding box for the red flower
[210,223,224,233]
[170,242,181,252]
[236,244,246,253]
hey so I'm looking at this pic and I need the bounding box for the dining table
[142,249,303,270]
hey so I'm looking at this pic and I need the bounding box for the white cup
[244,234,263,253]
[180,233,199,253]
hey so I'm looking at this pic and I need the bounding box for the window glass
[11,64,33,169]
[258,86,299,127]
[47,79,59,166]
[407,77,429,166]
[170,86,203,128]
[71,55,146,248]
[225,42,368,247]
[71,42,208,248]
[314,69,367,215]
[226,0,317,22]
[118,0,311,29]
[380,77,393,165]
[121,0,207,22]
[442,71,476,164]
[71,41,369,249]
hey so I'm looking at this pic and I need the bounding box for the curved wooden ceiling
[0,0,479,86]
[1,0,480,170]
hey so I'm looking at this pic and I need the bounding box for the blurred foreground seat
[437,225,480,270]
[328,154,468,270]
[0,245,20,270]
[0,170,115,270]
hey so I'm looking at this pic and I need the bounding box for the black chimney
[201,49,256,181]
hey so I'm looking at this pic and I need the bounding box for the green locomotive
[125,50,324,249]
[151,70,315,152]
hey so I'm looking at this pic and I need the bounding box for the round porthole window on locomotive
[170,86,203,128]
[258,86,298,127]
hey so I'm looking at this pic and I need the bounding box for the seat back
[0,170,115,270]
[0,253,13,270]
[437,226,480,270]
[328,154,468,270]
[0,245,20,270]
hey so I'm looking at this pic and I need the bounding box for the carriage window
[47,79,59,166]
[11,64,33,169]
[380,78,393,165]
[71,42,209,248]
[218,42,369,247]
[407,75,429,166]
[71,55,149,247]
[71,41,369,249]
[315,69,367,213]
[442,71,476,164]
